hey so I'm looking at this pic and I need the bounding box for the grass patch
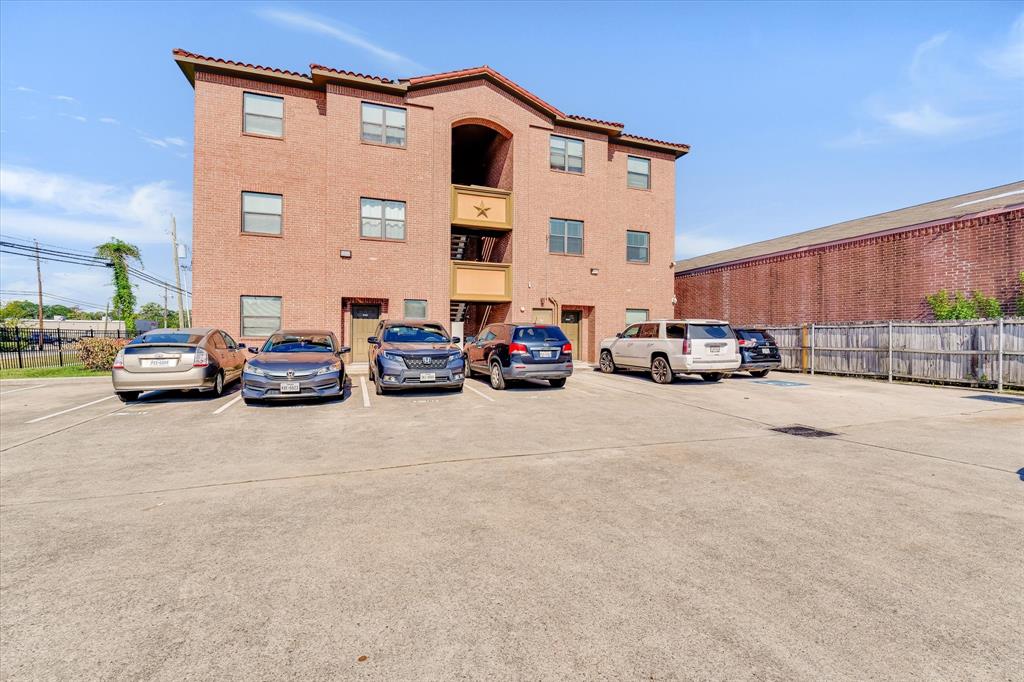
[0,366,110,379]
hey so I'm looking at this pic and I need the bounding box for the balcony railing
[450,261,513,303]
[450,184,513,231]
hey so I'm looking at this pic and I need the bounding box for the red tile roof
[406,65,567,119]
[566,114,624,129]
[172,48,310,80]
[309,63,395,85]
[619,133,691,152]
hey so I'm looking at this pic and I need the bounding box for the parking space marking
[25,395,117,424]
[0,384,46,396]
[213,395,243,415]
[359,377,371,408]
[463,382,496,402]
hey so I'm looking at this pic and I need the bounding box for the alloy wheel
[600,351,615,373]
[652,357,672,384]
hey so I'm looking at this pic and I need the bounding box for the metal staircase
[450,301,468,323]
[450,233,469,260]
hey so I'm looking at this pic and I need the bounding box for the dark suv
[367,320,465,394]
[465,323,573,390]
[735,328,782,377]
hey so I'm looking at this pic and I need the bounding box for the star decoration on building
[474,202,491,218]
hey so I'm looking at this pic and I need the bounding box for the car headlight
[315,362,342,375]
[244,364,267,377]
[381,351,403,362]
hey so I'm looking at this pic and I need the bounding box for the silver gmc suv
[599,319,741,383]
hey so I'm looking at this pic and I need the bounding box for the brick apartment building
[173,50,688,362]
[675,182,1024,325]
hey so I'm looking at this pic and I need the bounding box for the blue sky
[1,1,1022,313]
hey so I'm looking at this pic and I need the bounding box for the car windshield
[129,332,206,345]
[261,334,334,353]
[383,325,449,343]
[738,330,771,344]
[690,324,732,340]
[513,326,568,343]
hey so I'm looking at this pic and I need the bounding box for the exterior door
[560,310,581,357]
[532,308,554,325]
[612,324,642,366]
[350,305,381,363]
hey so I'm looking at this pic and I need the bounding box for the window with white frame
[627,156,651,189]
[240,296,282,336]
[241,192,283,235]
[361,102,406,146]
[549,218,584,255]
[549,134,584,173]
[626,230,650,263]
[243,92,283,137]
[360,198,406,240]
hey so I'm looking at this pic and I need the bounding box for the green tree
[95,238,142,333]
[926,289,1003,320]
[137,301,176,325]
[0,300,38,320]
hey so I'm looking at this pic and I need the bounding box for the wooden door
[532,308,554,325]
[560,310,581,356]
[350,305,380,363]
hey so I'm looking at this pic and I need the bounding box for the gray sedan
[111,328,246,402]
[241,330,350,404]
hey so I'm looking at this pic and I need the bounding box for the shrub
[78,337,129,371]
[925,289,1003,320]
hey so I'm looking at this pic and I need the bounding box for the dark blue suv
[465,323,573,390]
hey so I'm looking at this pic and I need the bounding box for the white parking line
[213,395,243,415]
[0,384,45,396]
[463,382,496,402]
[25,395,117,424]
[359,377,371,408]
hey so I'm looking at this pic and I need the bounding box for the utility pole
[34,240,44,350]
[162,286,169,328]
[170,214,186,328]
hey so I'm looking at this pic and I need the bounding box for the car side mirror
[248,347,258,354]
[367,336,380,345]
[615,332,623,338]
[465,336,476,344]
[237,343,247,350]
[338,346,351,355]
[451,336,461,345]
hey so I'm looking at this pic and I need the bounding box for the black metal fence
[0,327,128,370]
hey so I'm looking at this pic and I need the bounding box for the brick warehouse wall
[674,208,1024,325]
[190,68,678,363]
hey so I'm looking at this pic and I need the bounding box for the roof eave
[311,67,407,94]
[173,53,314,90]
[615,135,691,158]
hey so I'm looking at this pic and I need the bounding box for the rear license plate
[143,359,174,367]
[280,382,301,393]
[709,346,720,354]
[761,348,771,354]
[539,351,555,359]
[419,372,436,382]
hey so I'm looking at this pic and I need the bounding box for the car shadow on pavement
[467,375,564,393]
[588,367,719,386]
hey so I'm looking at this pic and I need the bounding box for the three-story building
[174,49,688,363]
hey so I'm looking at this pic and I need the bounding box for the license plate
[761,348,771,354]
[419,373,436,382]
[539,351,555,358]
[280,382,301,393]
[143,359,174,367]
[709,346,720,354]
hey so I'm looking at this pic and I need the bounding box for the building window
[550,134,584,173]
[361,102,406,146]
[627,230,650,263]
[361,198,406,240]
[404,299,427,319]
[242,192,283,235]
[625,308,649,325]
[627,156,651,189]
[243,92,283,137]
[549,218,584,255]
[240,296,282,337]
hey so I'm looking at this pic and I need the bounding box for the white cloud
[98,117,120,125]
[52,95,77,103]
[59,113,87,123]
[981,13,1024,79]
[881,104,986,136]
[910,32,949,80]
[256,8,425,71]
[139,134,187,149]
[14,85,36,93]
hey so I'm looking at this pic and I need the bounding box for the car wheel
[651,356,674,384]
[701,373,724,383]
[750,369,770,378]
[212,372,224,397]
[548,378,567,388]
[489,361,506,390]
[116,391,140,403]
[599,350,616,373]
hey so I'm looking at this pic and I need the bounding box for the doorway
[350,305,380,363]
[532,308,554,325]
[560,310,581,355]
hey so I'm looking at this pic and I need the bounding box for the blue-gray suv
[367,320,465,394]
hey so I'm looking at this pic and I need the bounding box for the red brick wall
[674,208,1024,325]
[191,69,678,362]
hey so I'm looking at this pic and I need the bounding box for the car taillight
[509,342,528,354]
[681,339,691,355]
[737,339,750,347]
[112,350,125,369]
[193,347,209,367]
[562,342,573,353]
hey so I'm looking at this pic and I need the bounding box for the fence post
[997,318,1004,393]
[16,327,24,369]
[57,328,64,367]
[800,324,809,373]
[810,323,815,375]
[888,320,893,383]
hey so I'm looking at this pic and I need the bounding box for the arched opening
[451,120,512,190]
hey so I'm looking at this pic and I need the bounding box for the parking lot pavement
[1,371,1021,679]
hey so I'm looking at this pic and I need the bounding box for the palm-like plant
[95,238,142,333]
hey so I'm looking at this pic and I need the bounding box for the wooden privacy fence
[765,319,1024,390]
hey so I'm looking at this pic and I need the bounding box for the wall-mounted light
[339,249,352,259]
[590,268,599,276]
